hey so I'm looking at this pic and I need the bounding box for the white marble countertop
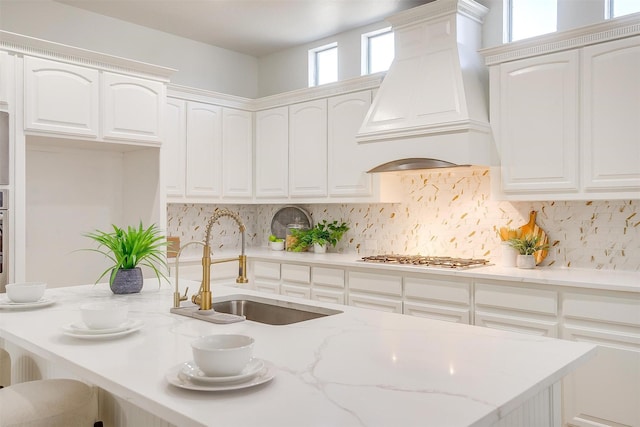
[0,281,596,427]
[177,247,640,293]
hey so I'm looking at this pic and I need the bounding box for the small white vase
[516,254,536,269]
[313,243,327,253]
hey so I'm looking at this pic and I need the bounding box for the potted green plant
[508,234,549,269]
[84,222,169,294]
[288,220,349,253]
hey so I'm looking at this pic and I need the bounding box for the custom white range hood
[359,0,496,171]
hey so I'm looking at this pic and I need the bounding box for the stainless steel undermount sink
[211,294,342,325]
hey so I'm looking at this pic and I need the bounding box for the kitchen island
[0,281,596,427]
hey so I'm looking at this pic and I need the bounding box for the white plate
[66,319,139,335]
[181,359,265,384]
[0,297,55,309]
[166,360,275,391]
[62,320,144,340]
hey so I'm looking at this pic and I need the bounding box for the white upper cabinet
[328,91,373,197]
[24,56,99,138]
[482,18,640,200]
[185,101,221,198]
[497,51,580,194]
[582,36,640,192]
[164,97,186,197]
[222,108,253,199]
[255,106,289,198]
[0,51,13,108]
[289,99,327,198]
[102,72,163,144]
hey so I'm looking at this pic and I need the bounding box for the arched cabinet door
[102,72,164,144]
[24,56,99,138]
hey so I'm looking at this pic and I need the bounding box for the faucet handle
[173,286,189,308]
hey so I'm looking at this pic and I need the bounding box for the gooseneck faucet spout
[193,209,248,311]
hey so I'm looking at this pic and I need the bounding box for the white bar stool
[0,379,101,427]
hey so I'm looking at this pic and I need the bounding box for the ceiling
[54,0,431,57]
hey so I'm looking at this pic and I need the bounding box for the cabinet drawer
[253,281,280,295]
[563,291,640,327]
[404,302,470,324]
[475,281,557,316]
[281,284,311,300]
[311,288,345,305]
[253,261,280,280]
[475,311,558,337]
[312,267,344,288]
[282,264,310,284]
[404,276,471,305]
[210,262,239,283]
[348,294,402,314]
[348,271,402,297]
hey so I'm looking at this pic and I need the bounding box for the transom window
[308,43,338,87]
[606,0,640,18]
[361,27,394,75]
[507,0,557,42]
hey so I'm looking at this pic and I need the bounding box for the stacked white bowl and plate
[0,282,54,309]
[166,334,276,391]
[61,301,143,339]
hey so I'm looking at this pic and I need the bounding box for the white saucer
[166,360,275,391]
[66,319,138,335]
[0,297,55,309]
[181,359,265,384]
[62,319,144,340]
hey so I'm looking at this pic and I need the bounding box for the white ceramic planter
[516,254,536,269]
[269,241,284,251]
[313,243,327,253]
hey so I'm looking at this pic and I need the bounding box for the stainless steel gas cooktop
[360,255,490,269]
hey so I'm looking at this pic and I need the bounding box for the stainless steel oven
[0,190,7,291]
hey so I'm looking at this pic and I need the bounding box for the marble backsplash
[167,168,640,271]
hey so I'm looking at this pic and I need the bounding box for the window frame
[505,0,558,43]
[361,27,394,76]
[308,42,338,87]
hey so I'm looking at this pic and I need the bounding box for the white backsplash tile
[167,168,640,271]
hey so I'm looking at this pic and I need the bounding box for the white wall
[0,0,259,98]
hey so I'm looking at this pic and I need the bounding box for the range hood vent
[368,158,467,173]
[357,0,495,167]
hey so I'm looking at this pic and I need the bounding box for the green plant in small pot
[288,220,349,253]
[508,234,549,269]
[84,222,169,294]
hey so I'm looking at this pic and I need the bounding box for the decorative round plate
[62,320,144,339]
[270,206,312,239]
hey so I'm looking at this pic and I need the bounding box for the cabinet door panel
[165,98,186,197]
[289,99,327,197]
[404,302,470,324]
[255,107,289,198]
[328,91,372,196]
[24,57,99,137]
[475,311,558,337]
[102,72,163,143]
[185,102,221,197]
[311,288,345,305]
[281,284,311,300]
[222,108,252,198]
[582,36,640,191]
[498,51,579,193]
[348,294,402,313]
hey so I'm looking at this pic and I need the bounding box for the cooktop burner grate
[360,255,490,269]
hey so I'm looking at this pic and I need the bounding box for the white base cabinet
[404,275,471,324]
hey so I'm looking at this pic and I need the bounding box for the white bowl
[80,302,128,330]
[269,240,284,251]
[191,334,254,377]
[5,282,47,303]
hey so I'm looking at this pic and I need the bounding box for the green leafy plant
[508,234,549,255]
[83,222,169,286]
[287,220,350,252]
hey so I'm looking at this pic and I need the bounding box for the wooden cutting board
[519,211,549,265]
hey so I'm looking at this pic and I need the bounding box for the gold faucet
[185,209,248,311]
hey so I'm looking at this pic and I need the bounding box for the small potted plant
[288,220,349,253]
[268,234,285,251]
[508,234,549,269]
[84,222,169,294]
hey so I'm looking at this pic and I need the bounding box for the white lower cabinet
[280,264,311,299]
[251,260,281,295]
[403,275,471,324]
[347,271,402,314]
[561,290,640,427]
[311,267,346,304]
[474,281,559,337]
